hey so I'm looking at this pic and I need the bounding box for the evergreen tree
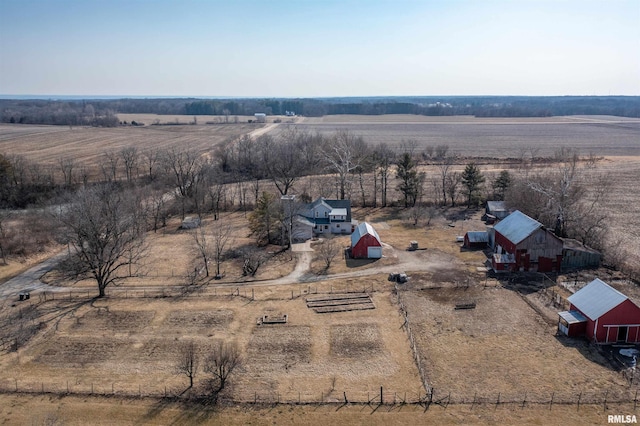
[396,153,422,207]
[461,162,485,208]
[492,170,512,200]
[248,192,282,245]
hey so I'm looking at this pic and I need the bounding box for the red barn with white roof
[350,222,382,259]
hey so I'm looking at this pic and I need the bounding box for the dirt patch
[246,325,312,368]
[330,323,383,357]
[35,337,123,367]
[72,310,154,333]
[164,310,233,330]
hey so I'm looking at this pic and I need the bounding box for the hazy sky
[1,0,638,97]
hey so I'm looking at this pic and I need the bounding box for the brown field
[0,122,261,180]
[293,115,640,158]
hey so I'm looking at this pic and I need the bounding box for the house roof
[568,278,629,320]
[351,222,381,246]
[493,210,542,244]
[465,231,488,243]
[307,198,352,222]
[558,310,588,324]
[486,201,507,212]
[294,215,315,227]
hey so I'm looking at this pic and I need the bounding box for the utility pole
[281,195,296,260]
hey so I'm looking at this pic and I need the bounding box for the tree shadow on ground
[345,258,378,269]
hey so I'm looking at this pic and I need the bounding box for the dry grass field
[0,279,420,401]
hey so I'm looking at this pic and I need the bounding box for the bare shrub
[318,237,341,270]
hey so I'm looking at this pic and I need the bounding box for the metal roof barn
[492,210,563,272]
[493,210,542,245]
[559,279,640,343]
[350,222,382,259]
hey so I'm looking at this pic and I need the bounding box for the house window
[325,225,328,230]
[325,212,328,217]
[336,224,340,228]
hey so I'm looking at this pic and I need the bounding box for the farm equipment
[388,272,409,284]
[406,241,427,251]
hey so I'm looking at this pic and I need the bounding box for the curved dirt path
[0,252,70,299]
[0,240,461,299]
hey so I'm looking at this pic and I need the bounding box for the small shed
[350,222,382,259]
[254,113,266,123]
[181,216,201,229]
[463,231,488,249]
[558,310,588,337]
[485,201,509,221]
[558,278,640,343]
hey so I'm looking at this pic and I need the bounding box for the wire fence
[394,282,431,394]
[0,379,639,411]
[30,282,379,303]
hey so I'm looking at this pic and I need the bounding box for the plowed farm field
[0,122,261,175]
[293,115,640,158]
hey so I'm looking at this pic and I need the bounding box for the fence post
[91,383,93,394]
[522,392,527,408]
[344,391,348,404]
[67,381,69,394]
[577,392,581,411]
[471,391,476,410]
[380,386,383,405]
[604,390,608,411]
[549,392,554,410]
[496,392,500,410]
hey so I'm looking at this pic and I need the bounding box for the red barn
[492,210,563,272]
[350,222,382,259]
[558,279,640,343]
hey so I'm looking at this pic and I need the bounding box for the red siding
[494,229,562,272]
[351,234,382,258]
[567,322,587,337]
[570,300,640,343]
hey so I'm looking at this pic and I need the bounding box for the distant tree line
[2,96,639,126]
[0,100,119,126]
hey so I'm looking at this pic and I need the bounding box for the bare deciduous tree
[192,227,211,277]
[59,157,75,186]
[241,248,266,277]
[177,341,198,388]
[120,146,139,184]
[319,237,341,270]
[204,340,242,394]
[57,184,147,297]
[212,223,232,278]
[323,131,365,200]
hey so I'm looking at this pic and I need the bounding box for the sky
[0,0,639,97]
